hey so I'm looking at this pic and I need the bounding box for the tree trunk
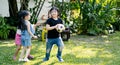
[8,0,18,17]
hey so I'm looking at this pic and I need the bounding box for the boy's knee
[60,44,64,48]
[59,46,64,51]
[46,49,50,53]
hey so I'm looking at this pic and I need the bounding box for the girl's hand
[35,22,41,26]
[33,36,38,39]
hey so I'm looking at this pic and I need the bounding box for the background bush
[53,0,117,35]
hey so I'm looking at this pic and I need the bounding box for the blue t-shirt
[21,21,35,40]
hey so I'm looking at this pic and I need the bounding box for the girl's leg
[28,54,34,59]
[28,46,34,59]
[24,46,31,61]
[19,46,26,61]
[13,45,21,60]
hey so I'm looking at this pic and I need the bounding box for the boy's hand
[54,24,58,29]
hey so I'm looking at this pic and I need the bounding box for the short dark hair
[49,7,60,16]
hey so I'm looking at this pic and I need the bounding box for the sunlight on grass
[105,40,110,43]
[72,46,105,58]
[75,50,97,58]
[112,37,120,40]
[54,63,90,65]
[0,40,14,47]
[0,43,14,47]
[101,35,108,38]
[1,32,120,65]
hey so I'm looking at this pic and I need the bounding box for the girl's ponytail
[18,10,29,30]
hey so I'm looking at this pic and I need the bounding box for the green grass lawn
[1,32,120,65]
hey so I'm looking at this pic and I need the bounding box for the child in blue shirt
[18,10,38,62]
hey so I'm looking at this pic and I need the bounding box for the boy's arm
[33,22,41,30]
[46,24,57,31]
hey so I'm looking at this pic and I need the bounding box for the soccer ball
[56,24,65,33]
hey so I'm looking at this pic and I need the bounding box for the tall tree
[8,0,18,17]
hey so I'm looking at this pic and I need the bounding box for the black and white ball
[56,24,65,33]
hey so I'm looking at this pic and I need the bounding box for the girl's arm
[26,22,37,38]
[33,22,41,30]
[46,24,57,31]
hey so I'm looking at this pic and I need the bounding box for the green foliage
[29,0,40,24]
[0,17,10,39]
[35,26,42,41]
[113,16,120,31]
[53,1,70,22]
[79,0,116,35]
[0,17,16,39]
[54,0,116,35]
[29,0,45,24]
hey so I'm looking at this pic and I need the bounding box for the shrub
[0,16,16,39]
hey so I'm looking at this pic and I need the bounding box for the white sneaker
[19,59,24,62]
[23,58,29,62]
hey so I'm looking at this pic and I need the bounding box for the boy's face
[51,10,58,18]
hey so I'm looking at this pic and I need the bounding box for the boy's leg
[43,39,53,61]
[56,37,64,62]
